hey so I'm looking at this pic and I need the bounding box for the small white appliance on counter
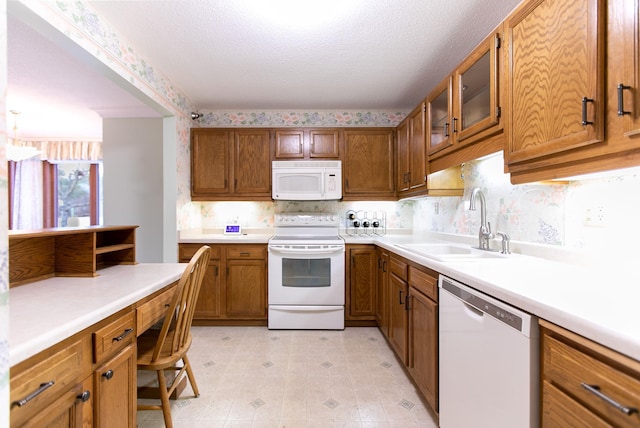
[439,275,539,427]
[272,160,342,200]
[268,212,345,329]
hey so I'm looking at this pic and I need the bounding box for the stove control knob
[353,220,360,228]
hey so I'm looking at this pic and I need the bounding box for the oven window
[282,258,331,287]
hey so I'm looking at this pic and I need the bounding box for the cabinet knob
[102,370,114,380]
[77,390,91,403]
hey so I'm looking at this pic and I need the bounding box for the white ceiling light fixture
[7,110,42,162]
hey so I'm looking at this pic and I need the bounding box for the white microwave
[272,160,342,200]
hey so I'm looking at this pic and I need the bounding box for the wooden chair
[136,245,211,428]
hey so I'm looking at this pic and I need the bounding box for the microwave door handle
[321,172,325,197]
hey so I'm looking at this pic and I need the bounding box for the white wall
[103,118,165,262]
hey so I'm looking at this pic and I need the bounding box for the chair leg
[156,369,173,428]
[182,354,200,397]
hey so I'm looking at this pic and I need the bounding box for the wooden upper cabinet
[608,0,640,140]
[234,129,272,195]
[343,128,395,200]
[427,77,454,156]
[505,0,605,174]
[622,0,640,136]
[427,25,504,163]
[191,128,272,200]
[396,120,410,193]
[397,103,427,198]
[274,128,341,159]
[191,129,231,195]
[455,27,503,144]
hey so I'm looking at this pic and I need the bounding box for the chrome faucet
[469,188,494,250]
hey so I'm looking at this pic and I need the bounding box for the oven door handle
[268,246,344,256]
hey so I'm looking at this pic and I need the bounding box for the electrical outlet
[584,206,607,227]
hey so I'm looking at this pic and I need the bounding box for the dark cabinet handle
[77,390,91,403]
[12,381,55,407]
[240,252,250,256]
[112,328,134,343]
[398,290,404,305]
[618,84,631,116]
[405,294,411,310]
[444,122,449,137]
[581,383,638,415]
[582,97,594,125]
[382,261,387,272]
[452,117,458,133]
[102,370,114,380]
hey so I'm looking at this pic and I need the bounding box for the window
[9,160,102,229]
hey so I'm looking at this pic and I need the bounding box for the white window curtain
[8,139,102,161]
[12,158,43,230]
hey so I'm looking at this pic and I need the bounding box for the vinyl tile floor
[137,326,439,428]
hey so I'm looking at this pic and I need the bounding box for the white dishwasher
[439,275,539,428]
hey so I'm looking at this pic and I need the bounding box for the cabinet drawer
[179,244,220,261]
[226,246,266,259]
[543,333,640,427]
[408,266,437,301]
[542,380,610,427]
[389,256,407,281]
[136,283,176,335]
[10,340,84,426]
[93,311,136,363]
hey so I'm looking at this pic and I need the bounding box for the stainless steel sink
[394,243,506,262]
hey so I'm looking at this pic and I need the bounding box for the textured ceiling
[7,0,521,139]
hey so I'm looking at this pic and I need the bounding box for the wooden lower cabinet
[345,244,377,322]
[541,320,640,428]
[226,258,267,319]
[375,247,390,335]
[387,255,409,365]
[408,266,439,413]
[179,243,267,322]
[376,250,439,415]
[93,344,136,428]
[10,308,137,428]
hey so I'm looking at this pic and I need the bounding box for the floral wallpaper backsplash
[200,200,414,230]
[196,110,408,127]
[414,152,640,255]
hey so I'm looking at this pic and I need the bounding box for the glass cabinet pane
[461,51,491,131]
[429,88,449,149]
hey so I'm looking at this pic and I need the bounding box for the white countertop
[370,233,640,362]
[179,227,273,244]
[9,263,185,367]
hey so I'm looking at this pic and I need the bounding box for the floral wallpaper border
[197,110,409,127]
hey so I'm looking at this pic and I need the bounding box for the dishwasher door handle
[463,302,484,319]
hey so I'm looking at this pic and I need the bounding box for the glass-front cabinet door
[427,76,453,155]
[455,29,502,144]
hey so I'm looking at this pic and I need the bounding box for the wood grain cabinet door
[505,0,605,166]
[225,259,267,319]
[346,245,377,320]
[191,129,232,196]
[408,288,438,413]
[343,129,395,200]
[233,129,272,196]
[93,344,136,428]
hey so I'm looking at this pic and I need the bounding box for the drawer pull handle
[13,381,55,407]
[240,252,250,256]
[581,383,639,416]
[112,328,134,343]
[77,390,91,403]
[581,97,594,126]
[618,83,631,116]
[102,370,114,380]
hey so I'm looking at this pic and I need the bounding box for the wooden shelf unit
[9,225,138,287]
